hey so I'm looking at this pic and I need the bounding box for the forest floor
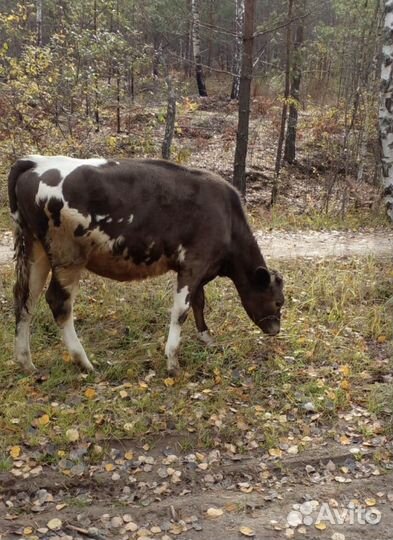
[1,97,393,540]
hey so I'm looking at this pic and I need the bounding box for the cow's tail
[8,159,35,318]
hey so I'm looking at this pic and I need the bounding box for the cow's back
[10,156,238,281]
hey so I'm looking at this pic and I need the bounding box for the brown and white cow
[8,156,284,375]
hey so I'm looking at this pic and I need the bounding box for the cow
[8,156,284,375]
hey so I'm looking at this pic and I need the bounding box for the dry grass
[0,256,392,462]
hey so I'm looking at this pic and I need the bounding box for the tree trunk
[207,0,215,68]
[284,8,305,164]
[36,0,43,46]
[231,0,245,100]
[191,0,208,96]
[271,0,293,205]
[162,74,176,160]
[380,0,393,220]
[93,0,100,132]
[233,0,256,197]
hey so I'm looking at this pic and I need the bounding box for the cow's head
[240,267,284,336]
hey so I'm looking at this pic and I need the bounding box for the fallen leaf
[47,518,62,531]
[340,435,350,445]
[315,522,327,530]
[84,388,96,400]
[340,380,350,391]
[207,507,224,518]
[268,448,283,458]
[9,446,21,459]
[164,378,175,387]
[365,498,376,507]
[65,428,79,442]
[239,526,255,537]
[33,414,50,427]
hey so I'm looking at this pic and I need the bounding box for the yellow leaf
[139,381,148,390]
[23,527,33,535]
[340,435,350,445]
[9,446,21,459]
[339,365,351,377]
[377,335,387,343]
[119,390,128,398]
[365,498,376,507]
[340,380,350,391]
[47,518,62,530]
[84,388,96,400]
[63,352,72,363]
[268,448,282,458]
[315,522,327,530]
[164,378,175,387]
[34,414,50,427]
[124,450,134,460]
[105,463,115,472]
[239,526,255,537]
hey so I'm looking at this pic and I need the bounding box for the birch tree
[233,0,256,196]
[379,0,393,220]
[231,0,245,100]
[191,0,208,96]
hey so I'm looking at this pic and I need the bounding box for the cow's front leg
[192,286,214,346]
[165,280,191,375]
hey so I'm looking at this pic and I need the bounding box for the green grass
[0,257,392,459]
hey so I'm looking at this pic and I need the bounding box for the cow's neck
[225,224,266,291]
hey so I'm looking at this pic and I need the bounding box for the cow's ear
[255,266,271,289]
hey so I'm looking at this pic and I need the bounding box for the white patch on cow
[117,218,124,223]
[35,181,63,204]
[27,155,107,204]
[198,330,215,346]
[128,214,134,224]
[106,217,112,223]
[26,155,107,179]
[177,244,186,263]
[165,285,190,372]
[96,214,108,222]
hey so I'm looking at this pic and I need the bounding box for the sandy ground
[1,229,392,266]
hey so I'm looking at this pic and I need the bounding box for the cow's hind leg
[45,268,94,372]
[15,239,50,372]
[165,279,191,375]
[192,285,214,346]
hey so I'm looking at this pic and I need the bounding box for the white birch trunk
[231,0,245,100]
[380,0,393,220]
[191,0,207,96]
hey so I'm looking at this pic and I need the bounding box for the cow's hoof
[198,331,215,347]
[168,367,180,378]
[167,360,180,378]
[16,355,37,374]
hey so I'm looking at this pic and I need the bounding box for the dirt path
[2,441,393,540]
[0,229,392,266]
